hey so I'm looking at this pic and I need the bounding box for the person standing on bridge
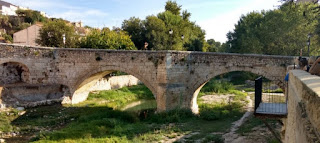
[143,42,148,50]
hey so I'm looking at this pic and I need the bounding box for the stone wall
[284,70,320,143]
[0,62,29,85]
[0,75,141,108]
[88,75,141,92]
[0,84,69,108]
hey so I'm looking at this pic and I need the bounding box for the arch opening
[71,69,157,112]
[191,71,285,116]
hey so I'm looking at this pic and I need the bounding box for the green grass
[124,100,157,112]
[202,134,224,143]
[236,116,281,143]
[0,109,20,132]
[236,115,279,136]
[82,85,154,109]
[201,80,235,94]
[215,71,260,85]
[0,84,248,143]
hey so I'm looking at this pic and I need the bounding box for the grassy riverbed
[0,84,249,143]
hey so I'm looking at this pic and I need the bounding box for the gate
[254,76,287,117]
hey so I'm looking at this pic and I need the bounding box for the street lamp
[169,29,173,50]
[62,34,66,48]
[181,35,185,50]
[307,33,311,57]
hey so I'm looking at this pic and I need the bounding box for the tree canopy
[36,20,79,48]
[79,28,136,50]
[225,2,320,56]
[122,0,208,51]
[16,9,48,24]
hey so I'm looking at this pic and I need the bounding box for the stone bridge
[0,43,296,113]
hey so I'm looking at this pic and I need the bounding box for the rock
[16,107,25,111]
[0,139,5,143]
[0,104,5,109]
[11,132,16,137]
[18,111,26,116]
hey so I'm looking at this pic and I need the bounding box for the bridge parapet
[284,70,320,143]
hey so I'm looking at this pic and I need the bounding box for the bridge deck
[255,103,287,117]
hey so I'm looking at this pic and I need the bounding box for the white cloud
[198,0,280,43]
[51,9,108,20]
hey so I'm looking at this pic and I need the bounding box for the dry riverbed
[0,92,281,143]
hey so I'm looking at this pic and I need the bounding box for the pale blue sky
[9,0,281,42]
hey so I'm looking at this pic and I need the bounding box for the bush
[201,80,235,94]
[147,109,195,123]
[2,34,12,43]
[199,102,244,121]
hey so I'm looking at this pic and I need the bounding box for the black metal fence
[254,77,287,117]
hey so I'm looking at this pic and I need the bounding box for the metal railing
[254,76,287,117]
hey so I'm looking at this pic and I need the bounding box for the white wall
[89,75,141,92]
[1,5,18,16]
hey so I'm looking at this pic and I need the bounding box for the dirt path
[223,96,253,143]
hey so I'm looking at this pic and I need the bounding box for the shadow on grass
[9,100,245,143]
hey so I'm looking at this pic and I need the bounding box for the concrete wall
[284,70,320,143]
[13,24,41,46]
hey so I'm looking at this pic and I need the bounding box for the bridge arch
[0,61,30,85]
[187,66,286,113]
[70,65,157,105]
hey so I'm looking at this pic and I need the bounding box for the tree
[122,1,207,51]
[79,27,136,50]
[36,20,79,48]
[225,2,320,56]
[16,9,47,24]
[165,0,182,15]
[122,17,146,50]
[207,39,221,52]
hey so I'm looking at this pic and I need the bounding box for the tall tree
[207,39,221,52]
[122,17,146,50]
[36,20,79,48]
[16,9,47,24]
[79,27,136,50]
[165,0,182,15]
[122,0,207,51]
[226,2,320,56]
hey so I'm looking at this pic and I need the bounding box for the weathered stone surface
[0,43,295,112]
[284,70,320,143]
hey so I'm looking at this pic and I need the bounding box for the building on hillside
[75,27,90,37]
[72,21,83,28]
[40,11,48,18]
[0,0,29,16]
[13,23,42,46]
[0,0,18,16]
